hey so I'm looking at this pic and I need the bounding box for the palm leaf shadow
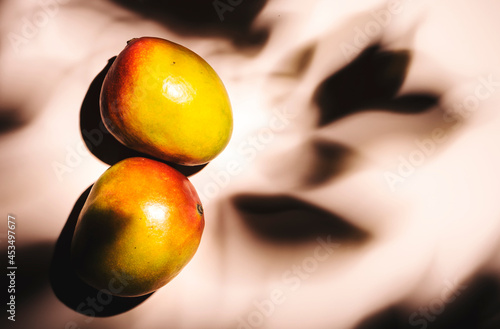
[232,194,369,244]
[314,44,439,126]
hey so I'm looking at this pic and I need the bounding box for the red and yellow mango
[70,157,204,297]
[100,37,233,166]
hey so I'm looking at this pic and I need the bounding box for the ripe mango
[70,157,204,297]
[100,37,233,166]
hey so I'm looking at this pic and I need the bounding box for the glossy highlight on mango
[100,37,233,166]
[70,157,205,297]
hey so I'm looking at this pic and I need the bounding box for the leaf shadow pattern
[50,185,152,317]
[262,138,360,190]
[11,242,53,296]
[355,274,500,329]
[1,241,52,302]
[0,107,31,134]
[80,57,207,176]
[0,241,54,328]
[231,194,369,244]
[111,0,270,49]
[314,44,440,126]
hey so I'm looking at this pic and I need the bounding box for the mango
[70,157,204,297]
[100,37,233,166]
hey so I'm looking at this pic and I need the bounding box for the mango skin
[70,157,204,297]
[100,37,233,166]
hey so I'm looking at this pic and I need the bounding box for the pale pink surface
[1,1,500,328]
